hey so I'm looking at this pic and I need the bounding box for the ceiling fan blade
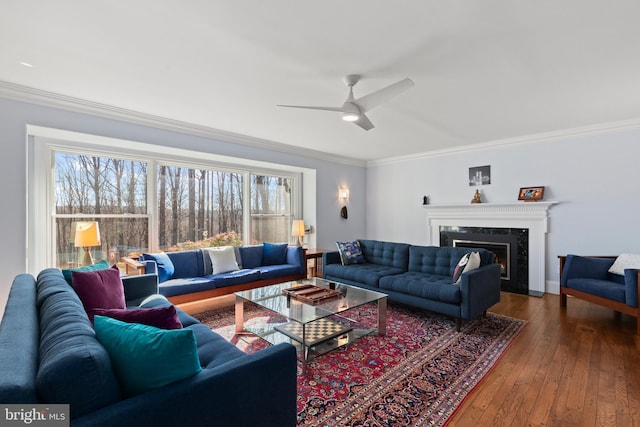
[276,104,344,112]
[353,113,375,131]
[355,78,415,112]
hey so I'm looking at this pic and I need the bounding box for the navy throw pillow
[336,240,365,265]
[262,242,288,265]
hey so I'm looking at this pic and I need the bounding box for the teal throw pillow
[94,316,201,396]
[262,242,288,265]
[336,240,365,265]
[61,259,110,285]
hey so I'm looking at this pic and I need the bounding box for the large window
[54,153,149,269]
[49,148,298,270]
[157,165,244,251]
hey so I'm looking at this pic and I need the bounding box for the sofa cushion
[336,240,365,265]
[158,277,217,298]
[408,246,492,276]
[359,240,410,269]
[166,250,205,279]
[94,316,202,396]
[141,252,175,282]
[35,269,122,418]
[566,278,626,303]
[203,246,240,274]
[379,272,462,304]
[72,265,126,321]
[205,269,262,288]
[188,323,246,368]
[453,252,480,284]
[92,306,182,330]
[608,253,640,276]
[61,259,110,285]
[258,264,301,280]
[239,245,264,269]
[323,263,404,287]
[262,242,288,265]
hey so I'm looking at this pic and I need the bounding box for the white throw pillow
[203,247,240,274]
[453,252,481,284]
[608,253,640,276]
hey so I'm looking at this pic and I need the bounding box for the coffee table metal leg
[378,297,387,335]
[235,295,244,333]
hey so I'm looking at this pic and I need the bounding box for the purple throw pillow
[92,306,183,330]
[72,265,126,320]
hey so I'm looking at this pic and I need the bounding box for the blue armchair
[559,254,639,335]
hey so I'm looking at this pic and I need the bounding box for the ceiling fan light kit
[278,74,414,131]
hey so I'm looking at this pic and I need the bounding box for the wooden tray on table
[282,284,342,305]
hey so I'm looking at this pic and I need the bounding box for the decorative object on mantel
[422,195,429,205]
[469,165,491,186]
[471,188,482,204]
[518,186,545,202]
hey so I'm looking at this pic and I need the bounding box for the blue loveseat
[559,254,639,334]
[323,239,502,330]
[0,268,297,427]
[137,243,306,304]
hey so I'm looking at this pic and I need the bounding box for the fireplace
[424,202,557,296]
[440,227,528,295]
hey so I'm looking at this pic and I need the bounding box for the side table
[304,248,331,278]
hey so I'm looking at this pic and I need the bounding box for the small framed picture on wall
[469,165,491,186]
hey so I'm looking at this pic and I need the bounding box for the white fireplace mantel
[423,202,558,295]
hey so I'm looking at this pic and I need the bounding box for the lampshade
[291,220,305,246]
[74,221,101,247]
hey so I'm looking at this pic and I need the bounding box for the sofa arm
[286,246,306,275]
[72,343,298,427]
[459,263,501,320]
[322,251,342,271]
[122,274,159,307]
[560,255,615,285]
[624,269,640,308]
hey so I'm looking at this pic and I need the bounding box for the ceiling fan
[277,75,414,131]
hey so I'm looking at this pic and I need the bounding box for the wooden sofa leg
[560,292,567,308]
[455,318,461,332]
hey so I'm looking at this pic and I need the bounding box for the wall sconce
[338,187,349,219]
[73,221,101,266]
[291,219,305,246]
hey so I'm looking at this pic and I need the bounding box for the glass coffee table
[235,277,387,363]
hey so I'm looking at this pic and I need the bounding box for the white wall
[0,96,366,315]
[366,125,640,293]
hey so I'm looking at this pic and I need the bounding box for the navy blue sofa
[0,268,297,427]
[138,244,306,304]
[560,254,639,334]
[323,239,502,329]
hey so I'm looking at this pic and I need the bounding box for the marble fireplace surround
[423,202,557,295]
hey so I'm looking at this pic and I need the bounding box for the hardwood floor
[449,292,640,427]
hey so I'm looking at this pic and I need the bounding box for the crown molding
[368,117,640,167]
[0,80,367,168]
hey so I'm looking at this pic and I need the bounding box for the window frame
[27,126,305,273]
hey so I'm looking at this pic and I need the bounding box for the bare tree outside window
[53,152,297,268]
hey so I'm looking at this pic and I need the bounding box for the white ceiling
[2,1,640,162]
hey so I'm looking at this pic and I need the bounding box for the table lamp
[291,220,305,246]
[74,221,101,266]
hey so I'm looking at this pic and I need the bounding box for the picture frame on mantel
[518,186,545,202]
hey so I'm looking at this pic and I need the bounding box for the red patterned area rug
[194,302,526,426]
